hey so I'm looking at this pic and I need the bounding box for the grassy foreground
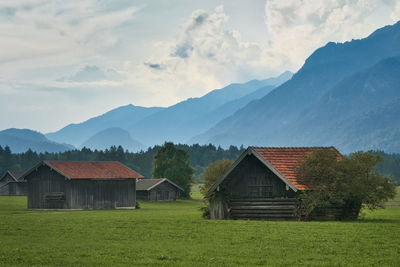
[0,196,399,266]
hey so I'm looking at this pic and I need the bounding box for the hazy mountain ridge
[81,127,144,152]
[0,129,73,153]
[46,104,164,147]
[128,71,292,146]
[196,21,400,153]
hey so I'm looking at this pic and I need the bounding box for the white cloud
[0,1,138,79]
[136,6,290,103]
[1,1,400,133]
[264,0,400,68]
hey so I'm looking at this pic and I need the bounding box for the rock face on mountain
[81,127,144,152]
[196,21,400,153]
[0,128,73,153]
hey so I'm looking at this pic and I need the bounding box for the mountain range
[193,21,400,153]
[2,21,400,154]
[0,129,73,153]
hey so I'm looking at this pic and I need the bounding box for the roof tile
[45,161,143,179]
[252,147,341,190]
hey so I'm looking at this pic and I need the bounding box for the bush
[296,150,396,220]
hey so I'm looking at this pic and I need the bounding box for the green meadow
[0,189,399,266]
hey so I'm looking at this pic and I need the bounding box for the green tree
[152,142,194,198]
[296,150,396,220]
[200,159,233,196]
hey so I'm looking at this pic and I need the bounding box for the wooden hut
[206,146,341,220]
[0,170,27,196]
[136,178,183,201]
[21,161,143,209]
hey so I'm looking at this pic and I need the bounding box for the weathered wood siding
[227,154,294,199]
[27,165,66,209]
[27,165,136,209]
[0,182,27,196]
[136,190,150,201]
[0,173,15,187]
[137,181,181,201]
[209,154,297,220]
[148,181,180,201]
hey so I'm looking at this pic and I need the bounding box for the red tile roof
[252,147,341,190]
[44,161,143,179]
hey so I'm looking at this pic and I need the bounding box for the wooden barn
[0,170,27,196]
[21,161,143,209]
[136,178,184,201]
[206,147,341,220]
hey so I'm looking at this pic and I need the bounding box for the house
[136,178,184,201]
[206,146,341,220]
[0,170,27,196]
[21,161,143,209]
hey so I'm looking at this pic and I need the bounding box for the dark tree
[200,159,233,196]
[152,142,194,197]
[296,150,396,220]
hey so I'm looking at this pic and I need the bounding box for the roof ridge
[250,146,335,149]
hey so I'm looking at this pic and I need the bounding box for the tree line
[0,144,245,183]
[0,145,399,185]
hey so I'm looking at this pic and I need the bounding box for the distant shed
[21,161,143,209]
[0,170,27,196]
[136,178,184,201]
[207,147,342,220]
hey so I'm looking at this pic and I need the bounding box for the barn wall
[0,182,27,196]
[137,190,150,200]
[0,173,15,187]
[27,166,67,209]
[0,183,9,195]
[226,154,294,199]
[148,182,180,201]
[67,179,136,209]
[209,154,297,220]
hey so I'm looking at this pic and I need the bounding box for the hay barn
[21,161,143,209]
[207,146,341,220]
[0,170,27,196]
[136,178,184,201]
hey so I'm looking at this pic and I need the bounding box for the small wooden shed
[136,178,184,201]
[0,170,27,196]
[207,146,341,220]
[21,161,143,209]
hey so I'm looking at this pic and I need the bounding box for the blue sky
[1,0,400,132]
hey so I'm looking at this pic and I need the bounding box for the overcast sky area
[1,0,400,133]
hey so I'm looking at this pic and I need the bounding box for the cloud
[58,65,123,82]
[140,6,290,102]
[0,1,138,79]
[264,0,400,68]
[1,1,400,133]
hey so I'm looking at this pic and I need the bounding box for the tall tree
[152,142,194,197]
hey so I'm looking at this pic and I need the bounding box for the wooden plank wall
[148,181,179,201]
[26,165,136,209]
[27,166,66,209]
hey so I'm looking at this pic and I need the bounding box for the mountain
[0,128,73,153]
[128,71,292,146]
[46,105,164,147]
[196,21,400,152]
[81,127,144,152]
[283,56,400,148]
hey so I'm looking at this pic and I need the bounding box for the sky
[1,0,400,133]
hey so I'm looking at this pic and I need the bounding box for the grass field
[0,192,399,266]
